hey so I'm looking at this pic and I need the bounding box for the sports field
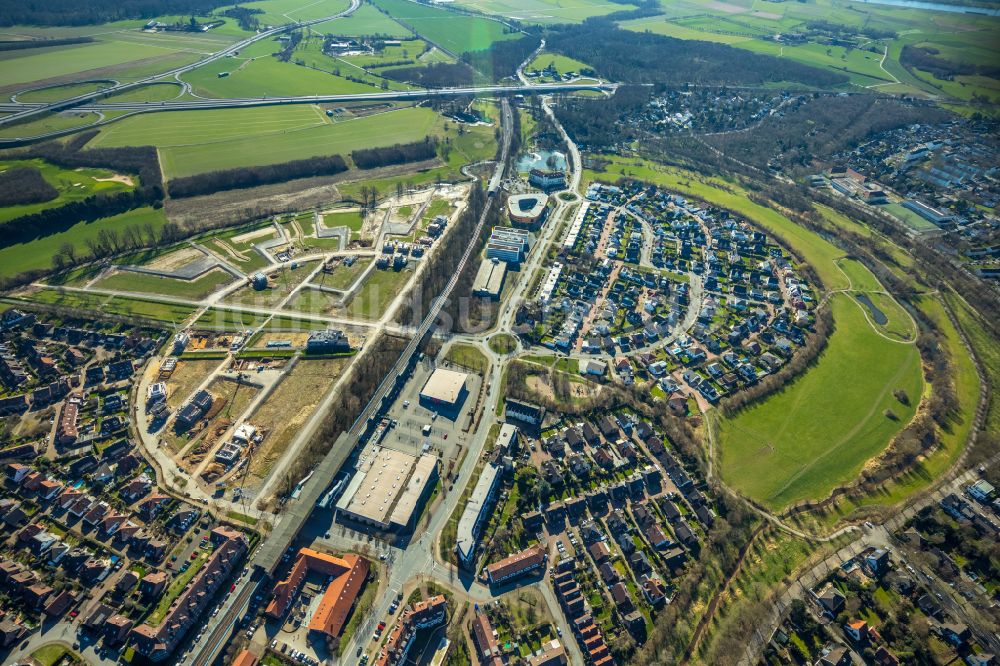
[0,207,167,279]
[90,105,442,177]
[371,0,521,54]
[717,292,923,510]
[0,158,135,224]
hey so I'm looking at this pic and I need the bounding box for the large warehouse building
[419,368,470,408]
[336,446,439,531]
[472,258,507,300]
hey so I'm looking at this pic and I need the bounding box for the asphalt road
[0,0,362,129]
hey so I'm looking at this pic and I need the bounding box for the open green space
[370,0,521,55]
[92,268,235,300]
[18,288,197,324]
[91,105,444,178]
[346,265,412,319]
[194,307,268,330]
[0,158,135,224]
[225,261,318,308]
[0,206,167,280]
[717,293,923,510]
[445,342,489,374]
[16,80,113,102]
[30,643,82,666]
[322,209,365,232]
[100,82,184,103]
[526,52,594,78]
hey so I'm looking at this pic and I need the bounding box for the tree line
[0,0,233,26]
[351,137,437,169]
[168,154,348,198]
[0,167,58,207]
[0,36,93,50]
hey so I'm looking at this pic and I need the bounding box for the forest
[461,35,540,82]
[545,19,848,88]
[702,94,952,171]
[351,138,437,169]
[0,167,58,207]
[168,154,348,198]
[381,62,475,88]
[901,44,1000,79]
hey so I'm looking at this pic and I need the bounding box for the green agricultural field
[717,293,923,510]
[0,158,135,224]
[181,44,388,98]
[16,80,113,102]
[371,0,521,54]
[92,105,445,177]
[453,0,636,24]
[92,268,235,300]
[312,2,413,36]
[0,110,101,140]
[0,35,205,89]
[0,206,167,280]
[234,0,351,25]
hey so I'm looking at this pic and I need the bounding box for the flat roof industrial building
[335,446,439,531]
[419,368,470,407]
[472,258,507,300]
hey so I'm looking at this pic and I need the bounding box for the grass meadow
[371,0,521,54]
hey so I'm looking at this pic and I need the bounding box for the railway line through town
[184,98,513,666]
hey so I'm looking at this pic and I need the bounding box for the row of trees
[0,166,58,207]
[350,137,437,170]
[0,0,232,26]
[168,154,348,198]
[0,36,92,50]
